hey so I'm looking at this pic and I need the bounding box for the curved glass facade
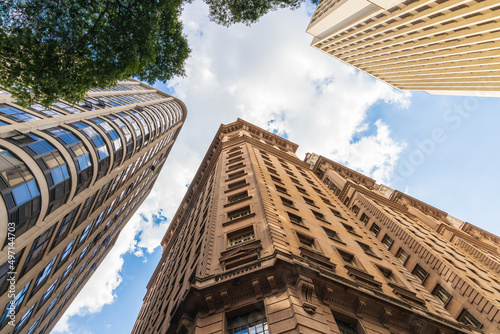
[70,122,110,182]
[0,149,41,237]
[46,127,93,195]
[90,118,124,168]
[6,134,71,215]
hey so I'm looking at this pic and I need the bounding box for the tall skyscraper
[133,119,498,334]
[306,0,500,97]
[0,80,186,333]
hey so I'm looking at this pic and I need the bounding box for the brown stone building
[306,0,500,97]
[133,119,497,334]
[0,80,186,333]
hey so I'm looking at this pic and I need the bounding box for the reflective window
[70,122,110,181]
[0,149,41,236]
[105,116,133,160]
[227,309,268,334]
[0,248,24,295]
[117,95,136,104]
[28,103,63,117]
[21,225,55,276]
[145,106,165,134]
[74,192,97,228]
[91,118,124,168]
[127,110,150,146]
[51,101,82,114]
[0,120,8,126]
[78,222,93,245]
[97,97,121,107]
[7,134,71,214]
[51,206,80,249]
[44,293,60,317]
[34,256,57,288]
[60,260,75,283]
[58,237,76,267]
[0,104,40,122]
[25,315,40,334]
[138,109,157,139]
[39,279,58,306]
[13,303,35,333]
[118,112,143,151]
[46,127,93,194]
[0,281,30,327]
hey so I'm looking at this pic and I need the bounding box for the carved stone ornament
[252,279,263,299]
[354,297,367,315]
[302,301,317,314]
[410,321,424,334]
[381,307,393,326]
[267,275,278,292]
[205,294,215,314]
[220,289,231,309]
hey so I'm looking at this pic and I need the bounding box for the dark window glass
[57,238,76,268]
[51,206,80,249]
[227,308,268,334]
[0,149,41,237]
[128,110,150,146]
[0,248,24,294]
[0,281,30,327]
[46,127,93,195]
[21,226,55,276]
[33,256,57,289]
[6,134,71,214]
[74,192,97,228]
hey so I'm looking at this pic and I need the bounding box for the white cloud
[54,1,411,332]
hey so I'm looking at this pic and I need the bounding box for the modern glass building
[0,80,187,333]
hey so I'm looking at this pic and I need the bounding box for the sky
[53,1,500,333]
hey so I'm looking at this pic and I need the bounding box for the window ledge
[224,196,253,208]
[226,173,248,182]
[225,183,250,193]
[283,203,298,211]
[223,213,256,226]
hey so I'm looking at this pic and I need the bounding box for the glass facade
[0,149,41,236]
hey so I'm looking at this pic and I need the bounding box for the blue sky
[54,1,500,333]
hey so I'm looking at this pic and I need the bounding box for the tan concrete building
[133,119,496,334]
[306,0,500,97]
[0,80,187,333]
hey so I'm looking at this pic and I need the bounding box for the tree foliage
[202,0,319,27]
[0,0,190,106]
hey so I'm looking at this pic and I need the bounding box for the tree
[202,0,319,27]
[0,0,190,106]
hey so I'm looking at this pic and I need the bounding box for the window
[71,122,110,181]
[21,226,55,275]
[303,197,316,206]
[296,186,307,194]
[91,118,124,168]
[323,227,342,242]
[287,212,304,226]
[396,248,409,264]
[267,167,278,175]
[369,223,381,236]
[326,178,341,196]
[0,149,41,237]
[351,206,360,214]
[381,235,394,249]
[330,208,345,220]
[105,115,134,160]
[118,112,143,151]
[321,197,333,205]
[58,237,77,267]
[281,197,295,208]
[228,227,255,247]
[298,234,316,250]
[412,264,428,283]
[0,104,40,122]
[360,213,370,224]
[336,319,358,334]
[275,185,288,195]
[228,180,246,191]
[29,103,63,117]
[6,134,71,215]
[228,191,249,204]
[25,316,41,334]
[457,309,482,329]
[39,279,58,306]
[377,266,396,283]
[290,177,301,185]
[51,206,80,249]
[228,170,245,180]
[33,256,57,289]
[46,127,93,194]
[341,223,356,234]
[13,303,35,333]
[270,175,282,183]
[432,284,451,305]
[228,206,251,221]
[227,308,268,334]
[0,281,30,326]
[357,242,377,257]
[311,210,326,221]
[338,250,357,267]
[228,162,244,171]
[0,249,24,294]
